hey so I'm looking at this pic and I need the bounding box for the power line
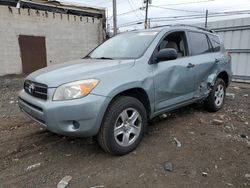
[107,1,143,20]
[109,6,250,21]
[150,14,208,20]
[106,0,214,19]
[127,0,142,20]
[148,9,250,21]
[149,14,244,23]
[156,0,214,7]
[116,10,250,28]
[119,13,248,28]
[106,0,215,20]
[150,5,250,15]
[129,0,144,17]
[104,0,214,7]
[99,0,127,8]
[150,5,206,14]
[107,8,140,19]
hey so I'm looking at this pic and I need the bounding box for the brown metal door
[18,35,47,74]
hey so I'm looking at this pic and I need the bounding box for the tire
[97,96,147,155]
[205,78,226,112]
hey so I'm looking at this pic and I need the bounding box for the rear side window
[188,31,210,55]
[208,34,221,52]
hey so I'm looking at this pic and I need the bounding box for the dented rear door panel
[190,53,219,98]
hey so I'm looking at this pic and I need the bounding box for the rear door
[186,31,217,97]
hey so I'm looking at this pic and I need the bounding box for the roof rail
[150,24,172,29]
[151,24,214,33]
[173,24,214,33]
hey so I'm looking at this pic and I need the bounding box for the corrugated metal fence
[197,17,250,83]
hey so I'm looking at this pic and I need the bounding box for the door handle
[215,58,220,63]
[187,63,195,68]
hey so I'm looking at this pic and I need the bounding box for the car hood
[27,59,135,87]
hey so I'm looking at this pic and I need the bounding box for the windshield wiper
[94,57,114,60]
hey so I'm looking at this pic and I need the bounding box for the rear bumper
[18,89,110,137]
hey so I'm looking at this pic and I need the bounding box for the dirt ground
[0,75,249,188]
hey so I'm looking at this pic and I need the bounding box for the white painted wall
[0,5,104,76]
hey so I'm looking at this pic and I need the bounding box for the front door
[18,35,47,74]
[153,31,195,111]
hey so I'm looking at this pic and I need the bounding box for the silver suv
[18,25,232,155]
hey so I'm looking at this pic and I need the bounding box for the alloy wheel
[214,84,224,107]
[114,108,142,147]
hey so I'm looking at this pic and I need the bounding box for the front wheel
[97,96,147,155]
[205,78,226,112]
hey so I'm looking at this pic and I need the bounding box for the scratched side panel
[153,57,195,111]
[192,51,232,98]
[191,53,219,98]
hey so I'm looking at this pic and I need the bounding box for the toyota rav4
[18,25,232,155]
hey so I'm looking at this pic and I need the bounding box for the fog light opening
[72,121,80,130]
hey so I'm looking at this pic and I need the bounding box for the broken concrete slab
[26,163,41,171]
[233,86,240,90]
[213,119,224,125]
[245,174,250,179]
[57,175,72,188]
[164,161,173,172]
[226,93,235,99]
[173,137,182,148]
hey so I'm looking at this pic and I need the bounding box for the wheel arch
[207,71,230,88]
[217,71,229,87]
[108,87,152,119]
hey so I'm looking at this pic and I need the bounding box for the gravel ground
[0,75,249,188]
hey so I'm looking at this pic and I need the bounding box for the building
[196,17,250,83]
[0,0,105,76]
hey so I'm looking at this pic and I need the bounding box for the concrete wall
[0,5,104,76]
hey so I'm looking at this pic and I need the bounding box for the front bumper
[18,89,110,137]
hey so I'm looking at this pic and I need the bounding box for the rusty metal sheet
[18,35,47,74]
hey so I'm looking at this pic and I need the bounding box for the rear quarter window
[188,31,210,55]
[208,34,221,52]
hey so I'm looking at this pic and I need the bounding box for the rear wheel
[205,78,226,112]
[97,96,147,155]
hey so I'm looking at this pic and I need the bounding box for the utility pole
[144,0,149,29]
[112,0,117,35]
[205,9,208,28]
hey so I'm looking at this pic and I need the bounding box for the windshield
[89,31,158,59]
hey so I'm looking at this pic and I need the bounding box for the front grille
[18,97,43,112]
[24,80,48,100]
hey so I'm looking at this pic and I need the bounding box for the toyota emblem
[28,83,35,94]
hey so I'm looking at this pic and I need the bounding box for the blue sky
[59,0,250,30]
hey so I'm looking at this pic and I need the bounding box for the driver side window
[158,31,188,58]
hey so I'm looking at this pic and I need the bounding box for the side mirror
[156,48,177,62]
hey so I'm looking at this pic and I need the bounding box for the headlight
[53,79,99,101]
